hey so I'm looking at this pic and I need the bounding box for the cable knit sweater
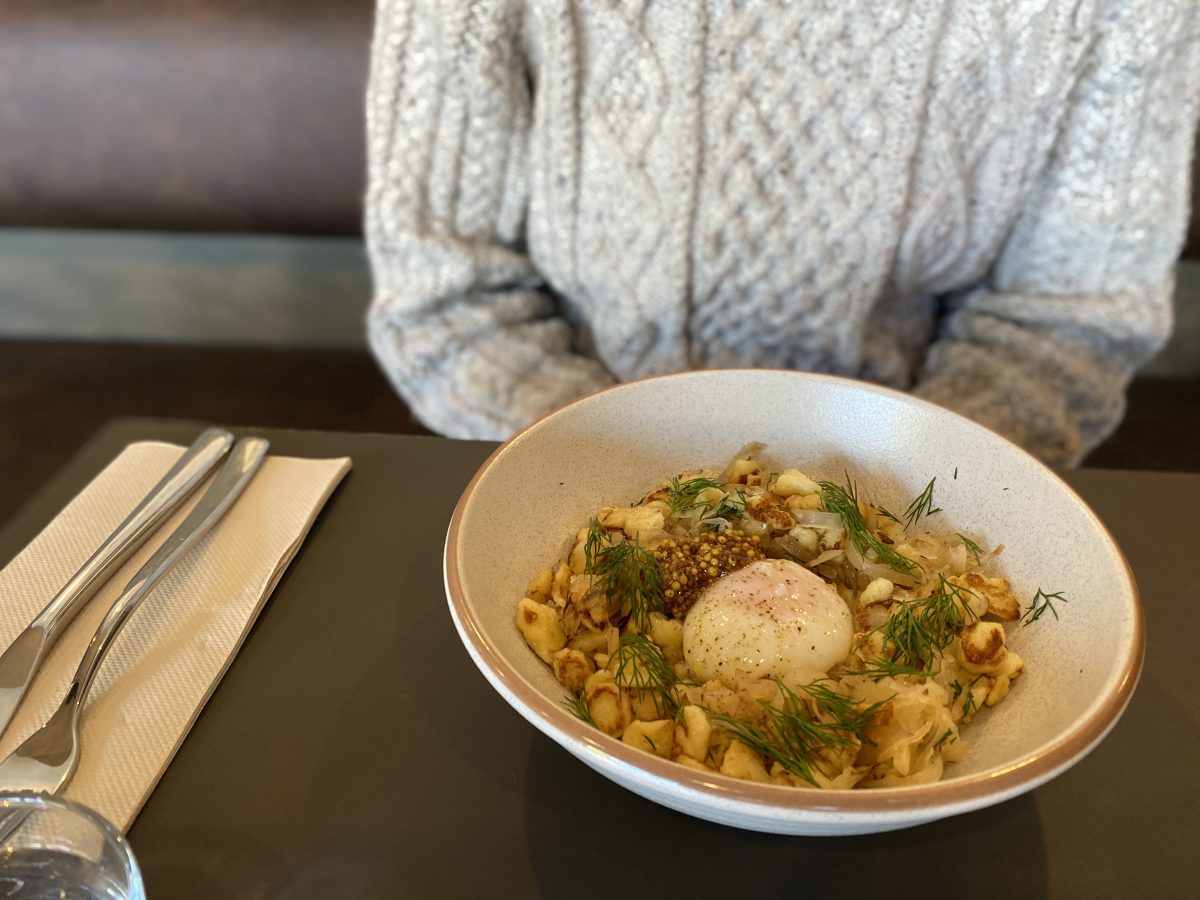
[365,0,1200,466]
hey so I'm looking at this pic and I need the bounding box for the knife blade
[0,427,233,739]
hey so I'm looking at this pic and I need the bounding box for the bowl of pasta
[444,370,1143,835]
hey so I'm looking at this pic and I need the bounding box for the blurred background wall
[0,0,372,348]
[0,0,1196,375]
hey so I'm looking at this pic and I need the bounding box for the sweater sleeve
[912,2,1200,467]
[364,0,613,440]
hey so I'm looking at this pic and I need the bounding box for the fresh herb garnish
[612,633,681,719]
[563,690,598,728]
[798,680,888,734]
[960,676,984,718]
[854,575,978,677]
[583,517,609,571]
[819,477,921,577]
[712,490,747,521]
[903,478,942,529]
[592,541,662,630]
[666,476,722,514]
[666,476,745,521]
[842,657,928,679]
[584,518,663,629]
[1021,588,1067,626]
[957,533,984,564]
[916,576,980,645]
[962,693,978,719]
[706,679,887,787]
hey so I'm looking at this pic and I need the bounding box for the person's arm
[914,2,1200,467]
[364,0,613,439]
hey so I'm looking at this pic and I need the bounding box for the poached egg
[683,558,853,687]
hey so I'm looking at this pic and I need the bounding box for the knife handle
[33,427,234,637]
[64,436,268,709]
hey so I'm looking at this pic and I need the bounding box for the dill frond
[854,575,978,678]
[1021,588,1068,626]
[666,476,745,524]
[957,533,984,564]
[960,676,985,718]
[612,633,681,719]
[563,691,598,728]
[818,477,921,577]
[583,517,610,572]
[903,478,942,529]
[666,476,722,514]
[841,658,928,679]
[799,680,889,734]
[713,489,747,521]
[917,576,980,646]
[584,521,663,630]
[706,679,886,787]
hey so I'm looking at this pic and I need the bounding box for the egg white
[683,558,853,687]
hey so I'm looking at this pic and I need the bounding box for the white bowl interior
[449,371,1139,827]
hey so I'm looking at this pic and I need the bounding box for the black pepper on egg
[653,529,765,617]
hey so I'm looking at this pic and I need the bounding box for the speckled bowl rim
[445,369,1144,819]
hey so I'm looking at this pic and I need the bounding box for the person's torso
[522,0,1094,386]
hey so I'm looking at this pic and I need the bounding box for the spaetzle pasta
[516,445,1053,789]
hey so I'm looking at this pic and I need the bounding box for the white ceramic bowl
[444,370,1143,835]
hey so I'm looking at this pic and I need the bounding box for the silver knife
[0,427,234,739]
[0,436,268,846]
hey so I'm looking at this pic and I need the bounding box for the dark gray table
[1,418,1196,899]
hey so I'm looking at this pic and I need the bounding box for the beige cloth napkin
[0,439,351,832]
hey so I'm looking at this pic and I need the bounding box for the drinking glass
[0,794,143,900]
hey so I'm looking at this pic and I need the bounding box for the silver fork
[0,436,268,839]
[0,427,234,740]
